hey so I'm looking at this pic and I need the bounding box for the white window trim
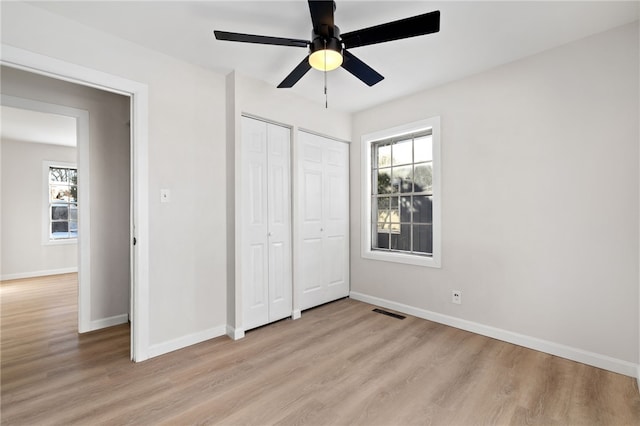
[361,117,441,268]
[43,160,78,246]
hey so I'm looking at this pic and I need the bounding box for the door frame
[1,44,151,362]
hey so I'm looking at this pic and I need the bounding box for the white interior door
[323,142,349,302]
[241,117,269,330]
[266,123,292,322]
[297,131,349,310]
[241,116,292,330]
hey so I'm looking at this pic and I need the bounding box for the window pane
[413,225,433,254]
[392,139,412,166]
[69,220,78,232]
[376,230,390,249]
[70,204,78,220]
[391,224,411,251]
[414,163,433,194]
[52,222,68,232]
[49,167,68,183]
[50,185,70,201]
[51,205,69,220]
[391,165,412,193]
[389,197,399,225]
[69,185,78,202]
[69,169,78,184]
[413,196,433,224]
[400,196,411,222]
[377,168,392,194]
[414,135,432,162]
[377,196,389,225]
[377,144,391,168]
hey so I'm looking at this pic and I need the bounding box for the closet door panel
[241,117,269,329]
[301,238,323,295]
[323,141,349,301]
[297,131,349,310]
[267,123,292,322]
[298,134,325,309]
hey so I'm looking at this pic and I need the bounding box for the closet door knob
[320,228,324,232]
[268,232,272,237]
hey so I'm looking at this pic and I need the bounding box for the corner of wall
[225,71,237,328]
[226,324,244,340]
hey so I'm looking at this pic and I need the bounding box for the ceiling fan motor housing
[310,25,342,56]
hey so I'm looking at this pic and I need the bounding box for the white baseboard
[350,291,639,379]
[1,267,78,281]
[147,325,227,359]
[88,314,128,332]
[226,325,245,340]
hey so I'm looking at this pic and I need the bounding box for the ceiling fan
[214,1,440,88]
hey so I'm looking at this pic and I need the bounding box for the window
[361,117,441,267]
[47,163,78,241]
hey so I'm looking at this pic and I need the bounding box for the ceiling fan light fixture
[309,37,343,71]
[309,49,343,71]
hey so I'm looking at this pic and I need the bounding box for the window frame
[43,160,78,246]
[361,117,441,268]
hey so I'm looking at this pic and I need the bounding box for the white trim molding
[89,314,128,332]
[226,325,245,341]
[350,291,639,378]
[148,325,227,359]
[1,267,78,282]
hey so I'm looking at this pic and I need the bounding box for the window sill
[362,249,441,268]
[44,239,78,246]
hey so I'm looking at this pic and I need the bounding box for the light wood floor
[2,274,640,425]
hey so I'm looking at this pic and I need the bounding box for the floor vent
[372,308,406,320]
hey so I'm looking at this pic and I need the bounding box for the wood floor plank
[2,274,640,425]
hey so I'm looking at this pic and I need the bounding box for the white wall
[1,2,227,351]
[1,139,77,278]
[351,22,639,369]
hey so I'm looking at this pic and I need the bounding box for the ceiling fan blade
[277,56,312,88]
[214,30,309,48]
[341,10,440,49]
[308,0,335,36]
[341,50,384,87]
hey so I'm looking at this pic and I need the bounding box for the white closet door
[241,117,269,329]
[323,141,349,302]
[298,135,325,307]
[297,131,349,310]
[266,123,292,322]
[241,116,292,331]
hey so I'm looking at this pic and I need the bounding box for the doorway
[1,68,130,347]
[1,45,150,361]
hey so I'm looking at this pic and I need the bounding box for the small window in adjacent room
[361,117,441,267]
[46,163,78,242]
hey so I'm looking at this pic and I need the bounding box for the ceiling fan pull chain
[324,40,328,108]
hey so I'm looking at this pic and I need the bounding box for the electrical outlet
[452,290,462,305]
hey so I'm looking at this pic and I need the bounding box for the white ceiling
[1,105,77,147]
[27,1,639,113]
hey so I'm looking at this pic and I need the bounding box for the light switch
[160,189,171,203]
